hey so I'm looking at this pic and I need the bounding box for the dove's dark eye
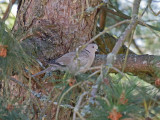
[92,46,94,48]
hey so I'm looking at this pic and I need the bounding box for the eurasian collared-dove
[32,44,98,77]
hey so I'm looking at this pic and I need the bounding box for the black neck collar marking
[85,49,90,53]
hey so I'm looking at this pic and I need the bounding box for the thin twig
[112,18,138,55]
[76,111,86,120]
[73,92,88,120]
[85,66,101,71]
[84,19,130,47]
[2,0,16,21]
[39,92,61,119]
[9,77,28,89]
[107,6,160,32]
[148,0,160,16]
[132,39,143,54]
[122,30,135,72]
[139,19,160,38]
[111,0,141,55]
[53,102,74,109]
[95,95,110,106]
[55,82,82,120]
[111,66,131,81]
[111,67,125,77]
[90,65,103,98]
[88,70,101,78]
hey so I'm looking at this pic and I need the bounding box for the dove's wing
[56,51,89,66]
[55,52,76,65]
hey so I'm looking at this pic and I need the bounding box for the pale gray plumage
[32,44,98,77]
[55,44,98,75]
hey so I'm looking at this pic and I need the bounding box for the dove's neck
[84,49,90,54]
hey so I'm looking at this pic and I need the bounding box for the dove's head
[85,44,98,53]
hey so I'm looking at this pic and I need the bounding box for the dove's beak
[95,49,99,53]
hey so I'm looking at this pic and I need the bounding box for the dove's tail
[31,67,53,77]
[31,63,65,78]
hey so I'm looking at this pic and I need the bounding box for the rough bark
[13,0,100,60]
[94,54,160,84]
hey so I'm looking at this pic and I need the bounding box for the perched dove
[32,44,98,77]
[55,43,98,74]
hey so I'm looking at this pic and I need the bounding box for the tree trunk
[13,0,100,61]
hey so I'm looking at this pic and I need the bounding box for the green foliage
[0,20,38,120]
[45,71,160,120]
[87,75,138,119]
[0,1,160,120]
[0,20,36,78]
[85,74,160,120]
[0,98,28,120]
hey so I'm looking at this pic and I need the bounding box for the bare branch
[84,19,130,47]
[112,0,141,55]
[148,0,160,16]
[73,92,88,120]
[2,0,16,21]
[94,54,160,83]
[132,39,143,54]
[55,82,82,120]
[9,77,28,89]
